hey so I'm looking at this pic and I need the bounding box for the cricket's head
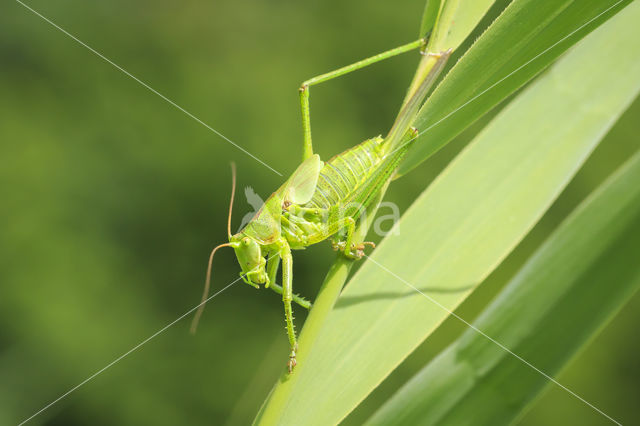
[229,233,267,286]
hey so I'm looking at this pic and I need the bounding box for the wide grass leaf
[418,0,441,38]
[366,146,640,426]
[425,0,497,53]
[405,0,495,118]
[398,0,632,176]
[254,2,640,424]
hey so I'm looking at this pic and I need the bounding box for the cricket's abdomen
[306,136,385,209]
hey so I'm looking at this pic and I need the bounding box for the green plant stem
[401,49,443,113]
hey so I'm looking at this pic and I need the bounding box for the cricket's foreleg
[299,37,427,161]
[280,243,298,373]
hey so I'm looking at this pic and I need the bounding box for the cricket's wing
[284,154,323,205]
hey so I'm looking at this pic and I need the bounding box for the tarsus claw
[287,356,297,373]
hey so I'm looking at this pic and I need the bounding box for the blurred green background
[1,1,638,424]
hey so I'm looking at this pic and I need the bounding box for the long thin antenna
[190,242,235,334]
[228,162,237,239]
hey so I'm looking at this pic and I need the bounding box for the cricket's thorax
[306,136,385,209]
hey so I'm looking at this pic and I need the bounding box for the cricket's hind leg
[298,37,427,161]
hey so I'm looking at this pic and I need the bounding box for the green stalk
[400,49,445,114]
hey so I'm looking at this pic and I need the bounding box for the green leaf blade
[427,0,497,53]
[398,0,632,176]
[419,0,441,38]
[366,139,640,426]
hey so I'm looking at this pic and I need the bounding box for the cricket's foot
[332,241,376,259]
[287,345,298,374]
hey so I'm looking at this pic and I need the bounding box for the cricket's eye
[242,238,251,246]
